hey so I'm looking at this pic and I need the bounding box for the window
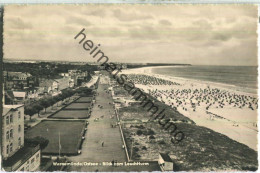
[10,129,13,138]
[31,158,35,164]
[6,145,9,154]
[10,143,13,152]
[10,114,13,123]
[18,137,21,146]
[6,116,9,125]
[36,153,40,158]
[18,125,21,132]
[20,167,24,171]
[18,111,21,119]
[6,131,9,140]
[26,165,29,171]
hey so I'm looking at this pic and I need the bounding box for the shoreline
[123,66,258,96]
[121,66,258,151]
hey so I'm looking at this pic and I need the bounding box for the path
[68,76,127,171]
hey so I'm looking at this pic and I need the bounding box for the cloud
[5,17,33,30]
[3,5,258,66]
[192,19,212,30]
[65,15,92,26]
[212,32,232,41]
[113,8,153,22]
[159,19,172,26]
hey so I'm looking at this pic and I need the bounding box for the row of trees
[24,88,87,120]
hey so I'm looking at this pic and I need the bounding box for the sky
[4,4,258,65]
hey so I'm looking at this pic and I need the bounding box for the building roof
[39,79,55,87]
[159,153,172,162]
[55,78,70,90]
[3,144,40,171]
[3,104,24,116]
[13,91,26,98]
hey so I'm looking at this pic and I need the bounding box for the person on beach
[111,160,114,167]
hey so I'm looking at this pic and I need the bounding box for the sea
[152,65,258,93]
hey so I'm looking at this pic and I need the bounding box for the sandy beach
[122,66,258,151]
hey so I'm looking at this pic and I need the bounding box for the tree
[39,98,50,113]
[25,136,49,150]
[24,106,35,121]
[33,104,43,117]
[54,94,62,107]
[48,98,56,109]
[67,89,74,100]
[53,96,60,107]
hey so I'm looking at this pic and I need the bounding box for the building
[3,71,33,90]
[26,88,40,99]
[27,76,38,89]
[68,69,80,76]
[4,90,27,105]
[13,91,26,103]
[55,78,70,91]
[69,79,75,88]
[38,77,71,96]
[2,105,41,172]
[39,79,58,95]
[115,63,127,70]
[4,71,32,80]
[158,153,174,171]
[59,72,69,77]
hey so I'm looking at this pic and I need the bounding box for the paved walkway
[68,76,127,171]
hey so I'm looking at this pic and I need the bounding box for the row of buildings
[2,69,90,171]
[3,70,89,104]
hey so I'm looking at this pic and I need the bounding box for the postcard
[1,4,258,172]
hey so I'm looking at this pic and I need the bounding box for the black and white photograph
[1,4,259,172]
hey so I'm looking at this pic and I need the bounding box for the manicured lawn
[25,120,86,155]
[50,110,89,119]
[75,97,93,103]
[64,103,91,110]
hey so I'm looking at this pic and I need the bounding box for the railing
[114,107,130,161]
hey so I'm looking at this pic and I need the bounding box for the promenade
[68,76,127,171]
